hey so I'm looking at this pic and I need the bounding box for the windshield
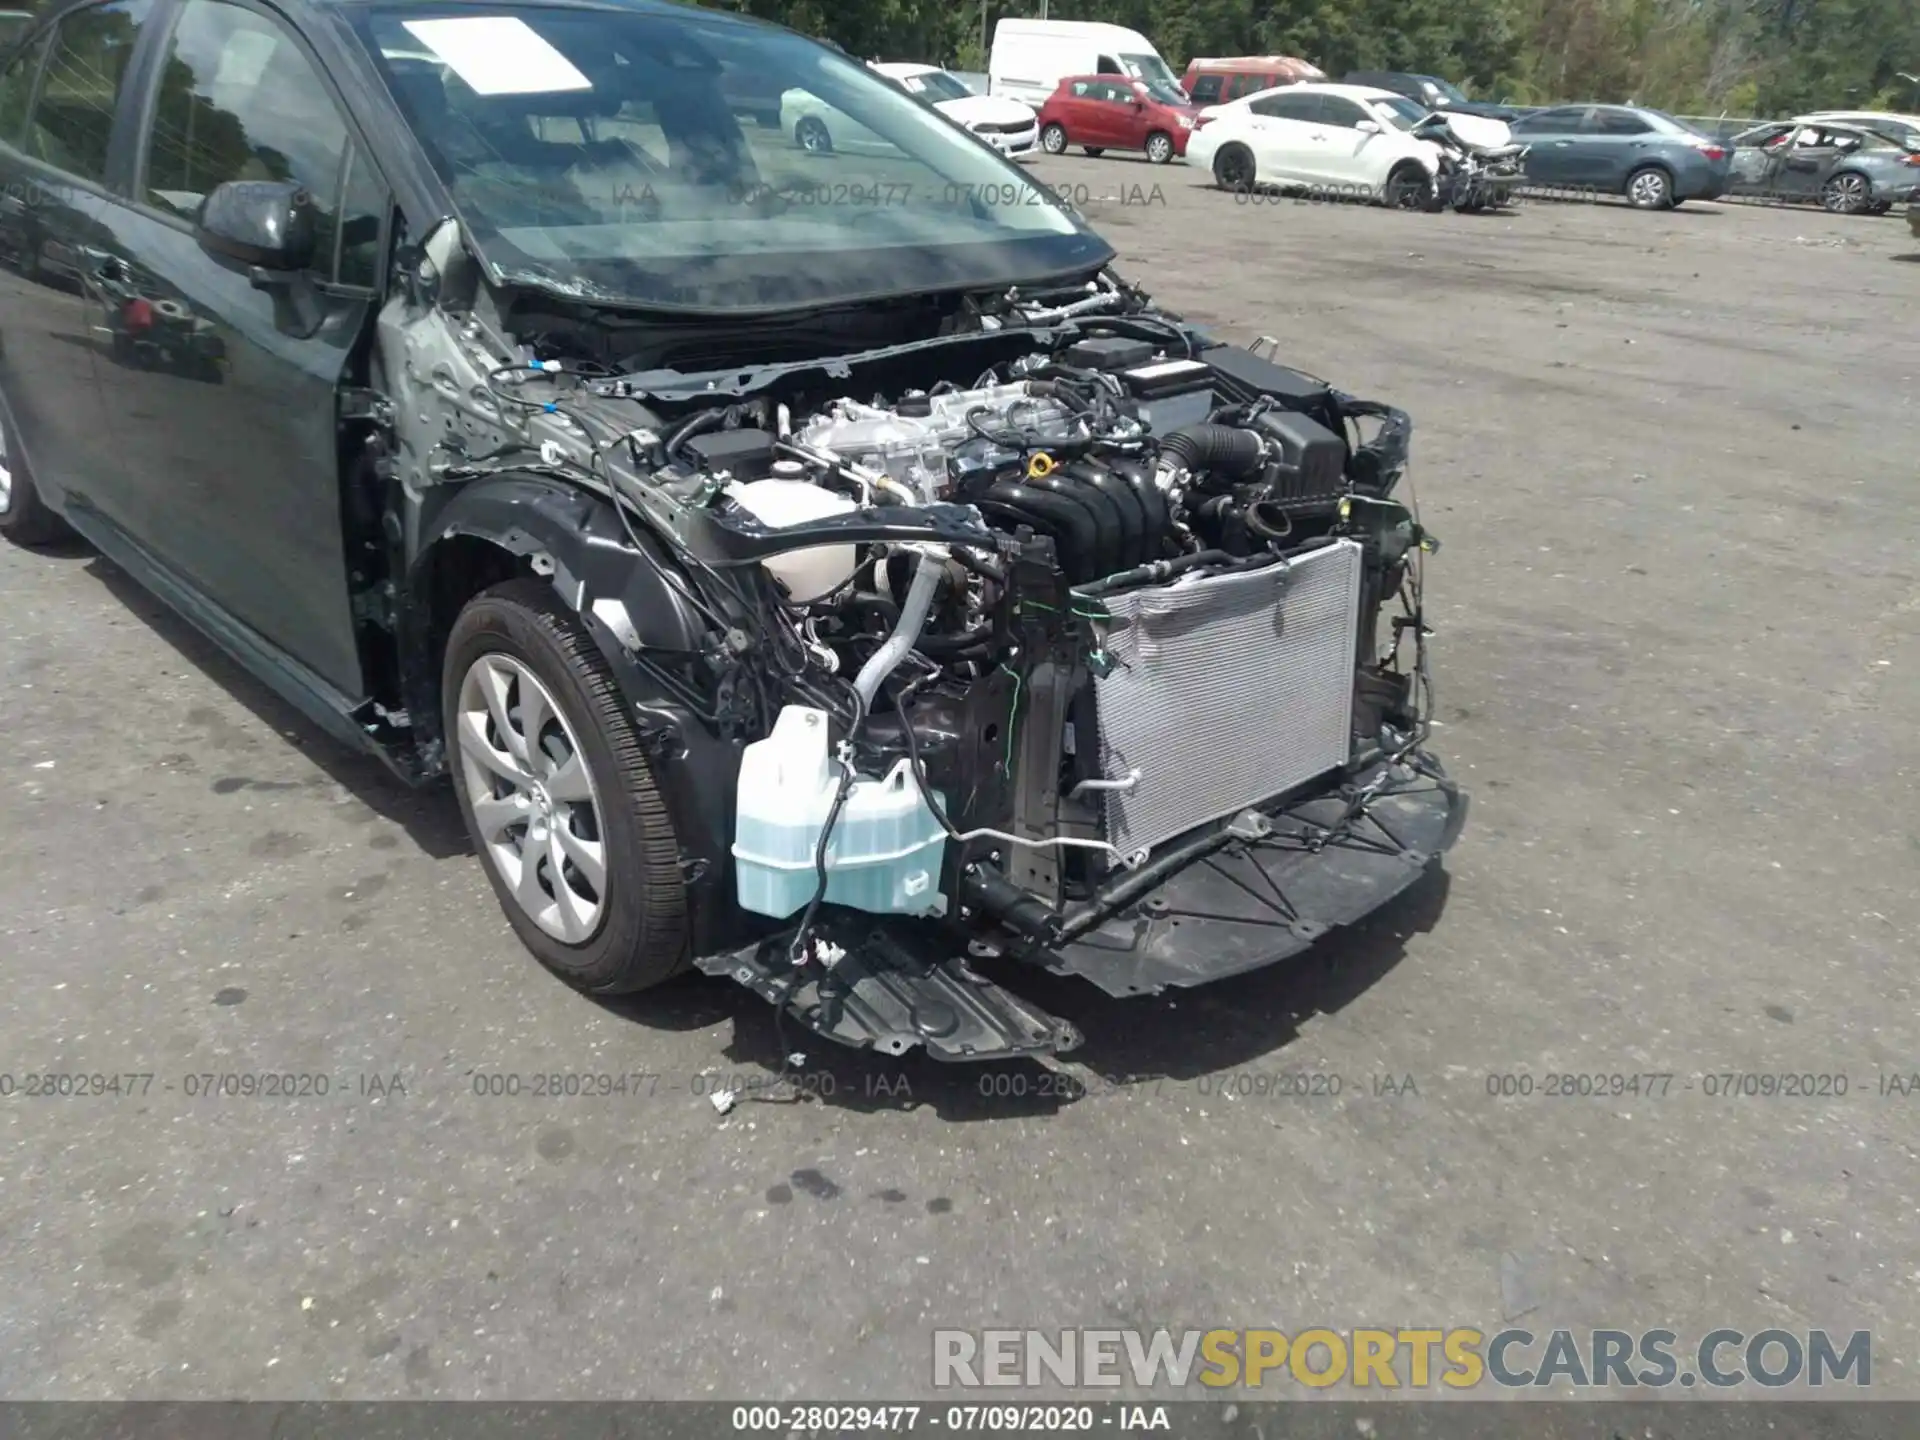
[1137,79,1190,106]
[354,7,1110,313]
[1372,95,1429,131]
[1424,77,1469,103]
[1116,52,1182,91]
[894,69,972,103]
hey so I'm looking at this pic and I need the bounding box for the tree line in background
[709,0,1920,119]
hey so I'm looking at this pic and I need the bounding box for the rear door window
[1252,91,1320,123]
[26,0,151,184]
[1186,73,1221,104]
[1513,106,1586,135]
[1588,109,1650,135]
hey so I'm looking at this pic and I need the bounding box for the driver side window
[140,0,387,285]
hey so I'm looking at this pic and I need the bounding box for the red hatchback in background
[1036,75,1201,163]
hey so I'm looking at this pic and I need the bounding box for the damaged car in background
[0,0,1463,1061]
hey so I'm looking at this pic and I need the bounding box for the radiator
[1089,539,1362,863]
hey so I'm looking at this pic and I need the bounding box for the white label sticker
[401,17,591,96]
[1126,359,1209,380]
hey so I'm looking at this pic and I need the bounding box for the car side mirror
[1355,119,1381,134]
[195,180,316,272]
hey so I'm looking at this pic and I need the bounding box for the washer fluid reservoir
[733,706,949,919]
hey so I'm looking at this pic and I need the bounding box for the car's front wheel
[1822,171,1869,214]
[1145,130,1175,164]
[1383,162,1433,209]
[1040,123,1068,154]
[445,580,689,994]
[0,404,74,547]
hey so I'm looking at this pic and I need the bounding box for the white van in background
[988,19,1182,109]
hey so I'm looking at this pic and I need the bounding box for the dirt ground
[1,156,1916,1410]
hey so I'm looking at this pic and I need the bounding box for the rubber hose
[664,407,724,462]
[853,552,943,711]
[1161,423,1264,483]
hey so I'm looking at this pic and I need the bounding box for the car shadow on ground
[613,864,1453,1122]
[84,552,472,858]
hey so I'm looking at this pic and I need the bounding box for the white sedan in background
[781,64,1040,160]
[1187,81,1488,205]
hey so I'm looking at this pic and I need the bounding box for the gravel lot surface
[2,157,1916,1407]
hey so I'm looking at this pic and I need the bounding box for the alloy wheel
[1041,124,1067,154]
[796,117,831,154]
[1627,169,1670,208]
[456,652,607,944]
[1823,173,1866,213]
[1147,133,1173,164]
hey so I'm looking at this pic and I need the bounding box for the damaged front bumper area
[697,752,1465,1062]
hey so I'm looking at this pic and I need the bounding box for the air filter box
[1250,409,1346,509]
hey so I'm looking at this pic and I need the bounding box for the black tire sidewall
[443,583,686,993]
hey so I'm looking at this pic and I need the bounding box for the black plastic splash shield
[696,922,1083,1062]
[1041,760,1467,998]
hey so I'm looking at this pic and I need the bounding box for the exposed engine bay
[379,245,1465,1061]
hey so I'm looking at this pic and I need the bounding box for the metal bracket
[339,386,396,429]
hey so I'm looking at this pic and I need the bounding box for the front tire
[1040,123,1068,155]
[1145,130,1175,164]
[445,579,689,995]
[1625,165,1674,209]
[0,403,74,547]
[1384,162,1432,209]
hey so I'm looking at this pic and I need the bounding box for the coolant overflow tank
[733,706,950,919]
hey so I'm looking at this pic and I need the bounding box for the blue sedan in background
[1510,104,1735,208]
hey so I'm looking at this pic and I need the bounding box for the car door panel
[1516,108,1589,184]
[86,0,382,698]
[0,2,147,527]
[1246,93,1318,185]
[1086,86,1128,146]
[1308,96,1375,189]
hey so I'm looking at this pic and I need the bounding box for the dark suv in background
[1342,70,1527,121]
